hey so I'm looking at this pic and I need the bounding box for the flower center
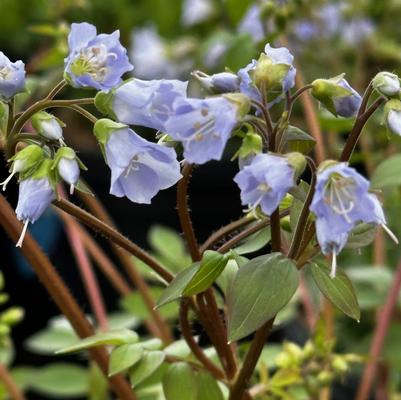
[124,154,142,177]
[324,174,356,223]
[0,65,11,80]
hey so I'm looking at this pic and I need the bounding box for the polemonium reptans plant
[1,19,401,400]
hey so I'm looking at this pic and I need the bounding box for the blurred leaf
[195,371,224,400]
[224,34,256,71]
[57,329,139,354]
[282,126,316,154]
[183,251,230,296]
[129,351,166,387]
[156,264,198,308]
[345,223,377,250]
[109,343,144,376]
[371,154,401,189]
[228,253,299,341]
[30,363,88,398]
[26,327,78,355]
[257,344,283,369]
[89,363,108,400]
[309,262,360,321]
[164,340,191,358]
[271,368,302,388]
[107,312,141,330]
[233,227,271,255]
[162,363,197,400]
[225,0,255,25]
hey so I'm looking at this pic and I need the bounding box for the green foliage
[371,154,401,189]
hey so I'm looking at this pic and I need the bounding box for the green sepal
[31,111,65,134]
[93,118,127,145]
[223,93,251,118]
[285,152,307,179]
[94,79,131,118]
[317,159,340,172]
[239,131,263,159]
[311,75,352,116]
[27,158,59,189]
[9,144,46,177]
[0,101,9,136]
[372,71,400,97]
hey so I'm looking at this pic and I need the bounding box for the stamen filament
[330,251,337,279]
[16,220,29,248]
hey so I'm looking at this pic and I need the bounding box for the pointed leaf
[56,329,139,354]
[109,343,144,376]
[156,264,199,308]
[129,351,166,387]
[183,251,230,296]
[233,227,271,255]
[162,362,197,400]
[228,253,299,342]
[309,262,360,321]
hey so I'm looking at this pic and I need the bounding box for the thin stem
[200,216,253,253]
[0,194,136,400]
[340,97,385,162]
[251,100,273,139]
[290,84,314,104]
[179,299,225,381]
[75,191,173,344]
[228,319,274,400]
[177,163,201,261]
[66,104,98,124]
[57,194,108,331]
[45,80,67,100]
[270,209,281,252]
[53,198,173,283]
[0,362,26,400]
[6,100,15,138]
[356,256,401,400]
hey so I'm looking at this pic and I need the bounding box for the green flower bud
[1,145,45,190]
[372,72,400,97]
[252,53,290,91]
[384,98,401,136]
[275,352,292,368]
[238,131,263,160]
[1,307,24,326]
[31,111,65,143]
[331,356,348,374]
[285,152,307,178]
[317,371,333,385]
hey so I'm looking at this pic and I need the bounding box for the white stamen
[381,224,399,245]
[70,184,75,195]
[16,220,29,248]
[330,252,337,279]
[0,171,16,191]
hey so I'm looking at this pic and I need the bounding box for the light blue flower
[164,96,240,164]
[333,78,362,118]
[0,52,25,100]
[95,122,182,204]
[190,71,240,95]
[64,22,133,91]
[98,78,187,131]
[182,0,214,27]
[310,162,391,277]
[238,4,265,43]
[234,153,295,216]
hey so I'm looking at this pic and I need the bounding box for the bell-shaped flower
[189,71,240,96]
[372,72,400,97]
[15,159,56,247]
[64,22,133,91]
[164,94,247,164]
[94,119,181,204]
[310,162,395,277]
[31,111,65,144]
[95,78,187,131]
[238,43,296,102]
[311,75,361,117]
[0,52,25,100]
[384,99,401,136]
[1,145,45,191]
[234,153,296,216]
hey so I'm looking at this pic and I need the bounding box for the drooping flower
[310,162,395,277]
[15,159,56,247]
[234,153,296,216]
[333,79,362,117]
[94,119,181,204]
[95,78,187,131]
[189,71,240,95]
[385,99,401,136]
[372,72,400,97]
[1,145,45,191]
[0,52,25,100]
[64,22,133,91]
[52,147,83,194]
[164,95,247,164]
[31,111,65,144]
[238,43,296,102]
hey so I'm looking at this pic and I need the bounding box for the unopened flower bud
[331,356,348,374]
[32,111,65,143]
[53,147,83,194]
[1,307,24,326]
[372,72,400,97]
[384,99,401,136]
[253,52,290,91]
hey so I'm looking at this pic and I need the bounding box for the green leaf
[26,328,78,355]
[162,363,197,400]
[129,351,166,387]
[109,343,144,376]
[345,223,377,250]
[282,126,316,154]
[30,363,89,398]
[371,154,401,189]
[216,259,239,295]
[227,253,299,341]
[88,363,108,400]
[183,251,230,296]
[56,329,139,354]
[148,225,187,262]
[233,227,271,255]
[195,371,224,400]
[309,262,360,321]
[156,264,199,308]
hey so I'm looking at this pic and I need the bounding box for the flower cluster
[2,20,398,280]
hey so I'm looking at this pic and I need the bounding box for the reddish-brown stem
[75,191,173,344]
[270,209,281,252]
[179,299,225,381]
[57,202,108,331]
[177,163,201,261]
[356,256,401,400]
[228,319,274,400]
[53,198,173,283]
[0,362,26,400]
[0,194,136,400]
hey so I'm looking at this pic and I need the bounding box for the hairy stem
[0,194,136,400]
